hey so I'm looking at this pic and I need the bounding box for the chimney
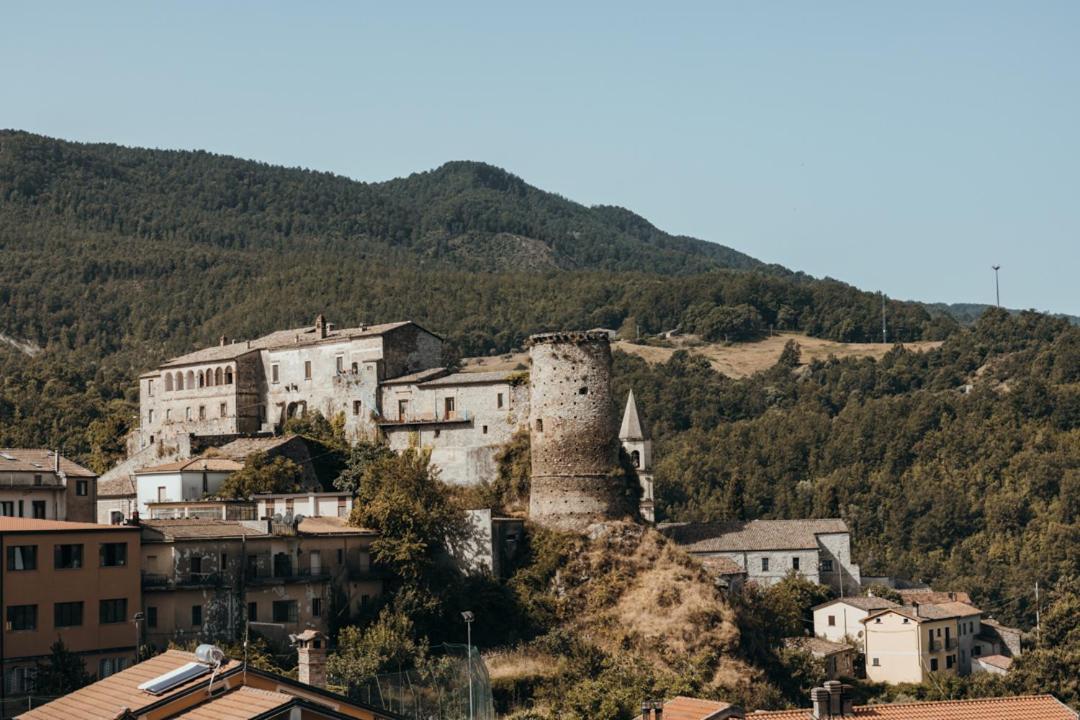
[912,601,920,618]
[295,630,327,688]
[127,510,141,527]
[825,681,843,716]
[54,449,60,473]
[948,592,956,601]
[315,314,327,339]
[811,687,831,719]
[810,682,855,718]
[219,335,227,346]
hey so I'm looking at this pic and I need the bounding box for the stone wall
[527,331,634,531]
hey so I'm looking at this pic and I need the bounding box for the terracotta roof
[896,589,973,605]
[976,654,1014,671]
[173,686,293,719]
[700,556,746,576]
[751,695,1077,719]
[297,516,376,536]
[97,474,137,497]
[17,649,241,720]
[784,637,854,656]
[0,449,96,477]
[814,596,900,612]
[141,519,269,541]
[982,618,1022,633]
[662,695,740,720]
[137,457,244,474]
[863,602,982,624]
[159,320,419,368]
[619,390,647,440]
[663,519,849,552]
[0,517,136,533]
[213,434,302,460]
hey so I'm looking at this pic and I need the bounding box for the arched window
[198,371,205,388]
[631,450,641,468]
[205,369,213,387]
[186,370,195,389]
[176,372,185,390]
[164,374,173,392]
[215,367,223,385]
[224,367,234,385]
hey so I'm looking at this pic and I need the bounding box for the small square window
[272,364,280,384]
[304,361,312,380]
[872,657,880,666]
[827,615,836,627]
[191,605,203,626]
[76,480,89,497]
[792,557,800,571]
[761,557,769,572]
[220,402,227,417]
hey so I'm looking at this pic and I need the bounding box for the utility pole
[462,611,475,720]
[1035,582,1041,647]
[881,292,887,344]
[992,265,1001,307]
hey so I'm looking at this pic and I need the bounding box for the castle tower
[620,390,655,523]
[528,331,635,531]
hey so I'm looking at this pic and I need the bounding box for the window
[337,549,344,564]
[761,557,770,572]
[220,552,227,570]
[100,543,127,567]
[821,559,834,572]
[285,499,294,515]
[191,605,203,626]
[482,425,488,435]
[398,399,409,419]
[54,544,83,569]
[76,480,89,496]
[7,545,36,571]
[99,599,127,624]
[54,601,83,628]
[930,658,938,671]
[536,418,543,432]
[247,602,257,622]
[147,606,158,628]
[32,501,45,519]
[946,655,955,669]
[166,409,172,422]
[191,556,203,575]
[353,400,362,416]
[312,598,322,617]
[351,362,359,373]
[157,486,166,502]
[148,409,154,424]
[224,367,233,384]
[99,658,117,679]
[444,397,455,417]
[1,502,14,517]
[186,407,192,421]
[6,605,36,631]
[871,657,880,667]
[33,474,42,486]
[6,666,35,694]
[272,600,298,623]
[497,392,504,409]
[827,615,836,627]
[148,379,154,396]
[272,364,280,384]
[110,510,124,525]
[792,557,800,571]
[198,405,206,420]
[336,356,344,373]
[220,403,227,417]
[337,497,347,517]
[361,594,370,609]
[304,361,312,380]
[973,645,981,656]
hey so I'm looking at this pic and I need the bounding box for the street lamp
[461,611,475,720]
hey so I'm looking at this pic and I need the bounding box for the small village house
[862,601,983,684]
[812,596,899,645]
[0,450,97,523]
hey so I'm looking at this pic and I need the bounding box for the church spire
[619,390,646,441]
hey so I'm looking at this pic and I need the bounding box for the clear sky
[3,2,1078,314]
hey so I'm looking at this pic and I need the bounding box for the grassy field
[462,332,942,378]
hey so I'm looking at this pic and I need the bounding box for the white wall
[698,549,821,587]
[256,493,352,519]
[136,470,232,516]
[814,603,870,645]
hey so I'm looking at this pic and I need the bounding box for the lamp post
[462,611,475,720]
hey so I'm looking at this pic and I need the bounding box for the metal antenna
[992,265,1001,307]
[881,292,887,344]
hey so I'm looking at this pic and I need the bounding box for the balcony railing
[927,640,942,652]
[376,409,472,426]
[142,571,224,588]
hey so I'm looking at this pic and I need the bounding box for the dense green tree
[217,452,303,498]
[32,639,92,695]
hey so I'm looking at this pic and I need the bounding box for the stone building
[0,449,97,522]
[662,519,862,593]
[527,331,637,531]
[619,390,654,523]
[139,516,381,650]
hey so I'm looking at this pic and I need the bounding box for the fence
[339,643,494,720]
[1,694,63,719]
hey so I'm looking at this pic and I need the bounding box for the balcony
[945,638,958,650]
[142,570,224,589]
[927,640,942,652]
[376,409,472,426]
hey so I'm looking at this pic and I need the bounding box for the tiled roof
[173,686,293,719]
[863,601,983,624]
[700,556,746,576]
[141,519,269,541]
[896,589,973,605]
[214,434,302,460]
[97,474,137,497]
[751,695,1077,719]
[159,320,417,368]
[0,517,135,533]
[663,519,849,552]
[297,516,376,536]
[783,637,854,656]
[662,695,740,720]
[137,458,244,474]
[17,650,241,720]
[419,370,515,386]
[0,448,96,477]
[382,367,449,385]
[814,596,900,612]
[976,654,1014,671]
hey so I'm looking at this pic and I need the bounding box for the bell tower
[620,390,654,523]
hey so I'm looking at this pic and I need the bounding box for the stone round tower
[527,331,634,531]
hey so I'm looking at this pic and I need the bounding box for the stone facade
[527,331,636,531]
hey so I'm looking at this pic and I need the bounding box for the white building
[133,458,243,518]
[662,518,862,593]
[619,391,655,523]
[255,491,354,519]
[813,596,900,645]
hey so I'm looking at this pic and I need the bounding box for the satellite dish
[195,644,225,667]
[292,513,305,528]
[272,513,283,522]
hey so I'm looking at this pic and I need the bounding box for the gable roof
[783,637,855,657]
[975,654,1014,671]
[172,686,293,719]
[137,457,244,474]
[750,694,1077,719]
[663,519,849,552]
[98,473,137,498]
[213,434,304,460]
[862,601,982,624]
[814,596,900,612]
[159,320,427,369]
[141,519,270,541]
[619,390,647,440]
[896,589,973,605]
[700,555,747,576]
[662,696,741,720]
[0,449,96,477]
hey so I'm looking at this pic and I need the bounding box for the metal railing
[376,409,472,426]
